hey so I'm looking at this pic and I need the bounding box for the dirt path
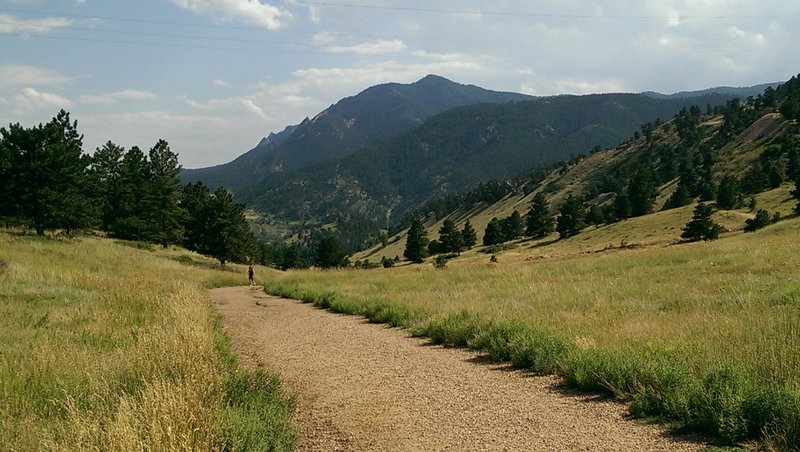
[212,286,702,451]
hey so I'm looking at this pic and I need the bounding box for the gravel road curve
[211,286,703,451]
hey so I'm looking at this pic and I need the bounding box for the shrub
[744,209,773,232]
[424,311,484,347]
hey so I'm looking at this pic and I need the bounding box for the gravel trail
[211,286,702,451]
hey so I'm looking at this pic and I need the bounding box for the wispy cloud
[13,87,73,115]
[0,65,76,88]
[212,79,232,88]
[312,32,407,55]
[79,90,158,105]
[0,14,74,35]
[167,0,290,29]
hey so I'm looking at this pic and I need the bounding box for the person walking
[248,265,255,286]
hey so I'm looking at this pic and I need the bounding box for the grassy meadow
[269,187,800,448]
[0,232,295,451]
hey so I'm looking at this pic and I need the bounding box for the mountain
[356,75,800,261]
[181,75,533,192]
[641,82,778,100]
[241,91,740,243]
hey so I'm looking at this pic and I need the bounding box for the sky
[1,1,798,168]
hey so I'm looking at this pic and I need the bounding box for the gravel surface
[211,286,703,451]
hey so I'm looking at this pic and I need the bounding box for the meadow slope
[0,232,295,451]
[268,197,800,449]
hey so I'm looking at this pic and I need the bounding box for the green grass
[0,231,294,451]
[267,201,800,449]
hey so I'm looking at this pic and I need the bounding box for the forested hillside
[181,75,532,192]
[241,91,739,250]
[357,74,800,263]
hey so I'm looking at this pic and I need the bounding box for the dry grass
[0,232,292,451]
[269,187,800,447]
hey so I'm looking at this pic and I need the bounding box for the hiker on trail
[248,265,254,286]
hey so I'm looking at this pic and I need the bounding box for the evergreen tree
[0,110,94,235]
[180,181,212,253]
[663,181,691,210]
[114,146,151,240]
[585,204,604,226]
[438,219,463,254]
[205,187,256,265]
[681,203,724,241]
[741,161,770,194]
[461,220,477,249]
[403,217,428,263]
[483,217,504,246]
[147,139,185,247]
[627,168,658,217]
[744,209,772,232]
[280,245,302,270]
[525,193,554,238]
[613,191,632,220]
[556,196,586,239]
[315,236,346,268]
[501,210,524,240]
[716,175,741,210]
[0,132,10,220]
[767,161,785,189]
[89,141,125,231]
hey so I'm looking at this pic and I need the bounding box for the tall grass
[0,232,294,451]
[266,216,800,449]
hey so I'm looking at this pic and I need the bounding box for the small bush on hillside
[744,209,773,232]
[432,255,448,269]
[681,203,725,241]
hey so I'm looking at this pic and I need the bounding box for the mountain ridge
[181,75,533,192]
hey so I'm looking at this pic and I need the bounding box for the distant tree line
[0,110,259,266]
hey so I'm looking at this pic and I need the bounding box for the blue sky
[1,0,798,168]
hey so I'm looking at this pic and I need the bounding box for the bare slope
[212,286,701,451]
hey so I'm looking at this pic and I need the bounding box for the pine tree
[180,181,212,253]
[613,191,632,220]
[663,179,691,210]
[403,217,428,263]
[461,220,477,249]
[438,219,463,253]
[627,168,658,217]
[315,236,346,268]
[112,147,148,239]
[0,110,95,235]
[744,209,772,232]
[716,175,740,210]
[483,217,504,246]
[89,141,126,231]
[525,193,554,238]
[280,245,302,270]
[502,210,524,241]
[205,187,256,265]
[681,203,724,241]
[556,196,586,239]
[147,139,185,247]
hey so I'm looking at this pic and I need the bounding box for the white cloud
[0,65,75,88]
[212,79,232,88]
[521,77,629,96]
[312,32,407,55]
[79,90,158,105]
[0,14,74,35]
[13,87,73,115]
[167,0,290,29]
